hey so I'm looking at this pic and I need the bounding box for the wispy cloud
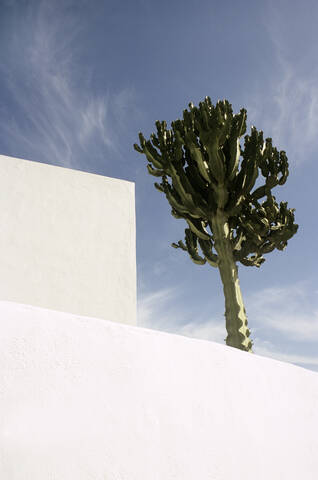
[176,320,226,344]
[255,343,318,369]
[138,279,318,371]
[138,286,225,343]
[259,59,318,166]
[247,280,318,342]
[246,4,318,167]
[138,287,184,331]
[0,1,139,169]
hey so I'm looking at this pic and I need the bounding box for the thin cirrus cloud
[138,287,181,331]
[246,66,318,169]
[137,286,230,344]
[253,342,318,368]
[1,2,136,169]
[260,59,318,167]
[245,9,318,167]
[137,286,227,345]
[138,280,318,370]
[247,280,318,343]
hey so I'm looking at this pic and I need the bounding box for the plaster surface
[1,301,318,480]
[0,155,136,325]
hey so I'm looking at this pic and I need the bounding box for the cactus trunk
[210,210,253,352]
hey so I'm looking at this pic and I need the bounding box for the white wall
[1,301,317,480]
[0,155,136,325]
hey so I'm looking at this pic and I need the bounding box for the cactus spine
[134,97,298,352]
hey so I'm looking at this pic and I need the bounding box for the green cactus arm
[231,195,299,266]
[238,254,266,267]
[225,109,247,182]
[172,229,207,265]
[184,150,211,192]
[172,240,188,251]
[172,232,218,267]
[164,185,194,217]
[224,129,261,215]
[147,164,165,177]
[169,161,210,217]
[134,133,165,170]
[178,126,211,184]
[185,217,211,240]
[198,238,219,267]
[143,121,211,219]
[250,185,270,201]
[184,229,206,265]
[154,182,165,193]
[230,230,246,251]
[169,164,197,211]
[172,119,218,206]
[247,138,290,200]
[187,145,211,184]
[191,98,231,184]
[164,181,205,219]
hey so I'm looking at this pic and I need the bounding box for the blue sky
[1,0,318,372]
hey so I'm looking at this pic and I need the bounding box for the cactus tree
[134,97,298,352]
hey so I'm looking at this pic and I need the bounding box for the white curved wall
[1,301,318,480]
[0,155,136,325]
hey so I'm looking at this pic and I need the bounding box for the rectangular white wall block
[1,301,318,480]
[0,155,136,324]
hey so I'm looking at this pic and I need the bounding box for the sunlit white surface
[0,155,136,325]
[1,301,317,480]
